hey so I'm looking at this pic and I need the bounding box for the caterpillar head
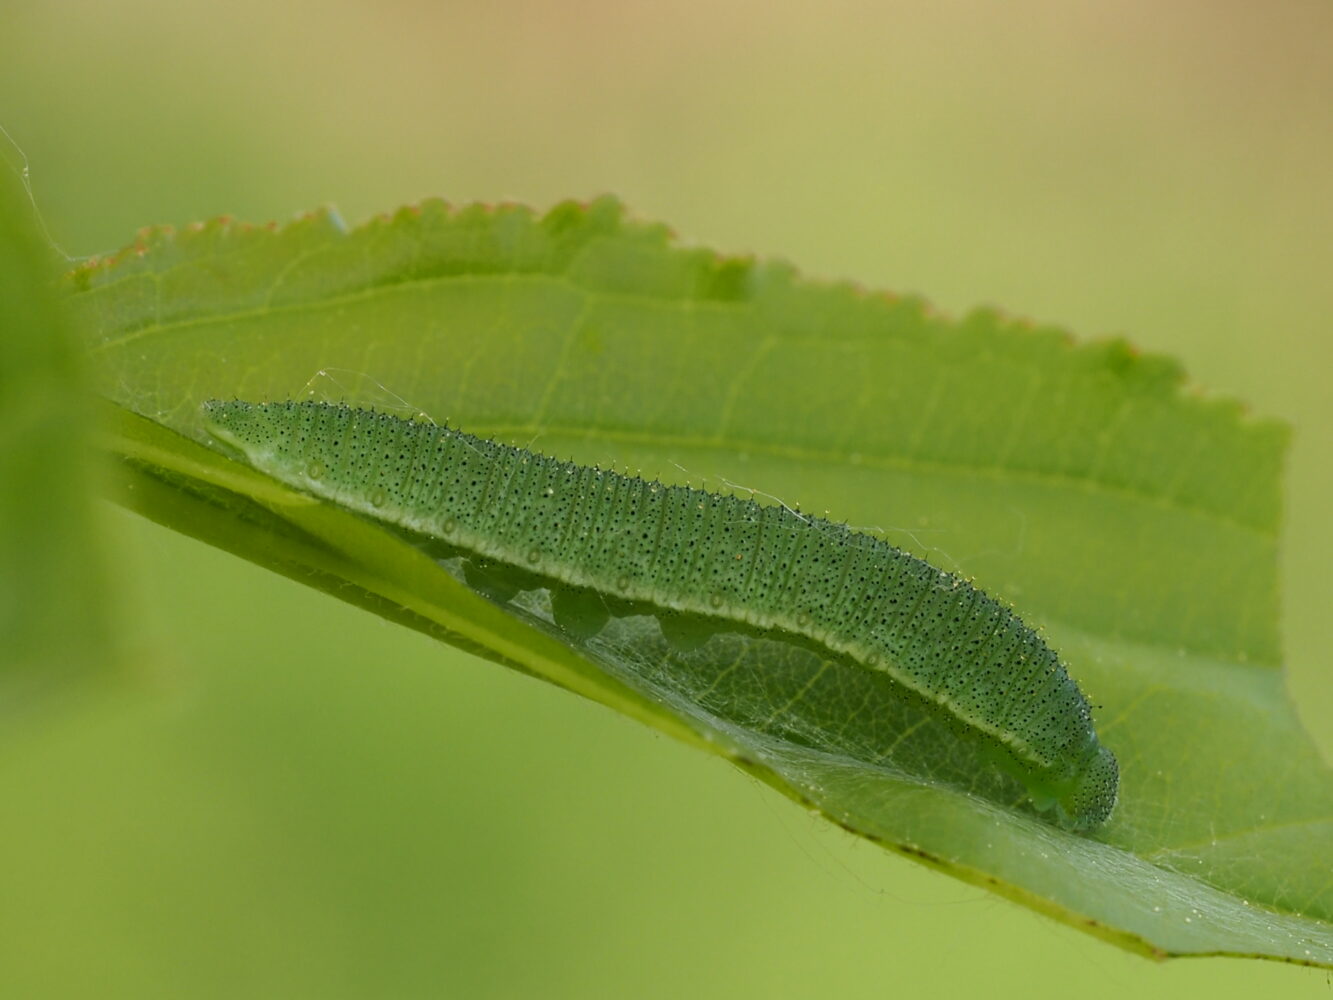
[1051,744,1119,832]
[202,399,284,461]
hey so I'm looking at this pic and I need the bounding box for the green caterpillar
[203,399,1119,831]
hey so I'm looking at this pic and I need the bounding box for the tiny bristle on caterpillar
[203,399,1119,831]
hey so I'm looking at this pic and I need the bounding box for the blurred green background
[3,0,1330,996]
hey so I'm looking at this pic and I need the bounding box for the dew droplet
[307,460,325,480]
[615,575,631,592]
[526,547,541,565]
[369,488,388,508]
[709,592,724,610]
[440,517,458,536]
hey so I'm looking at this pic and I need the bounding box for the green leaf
[0,164,120,716]
[67,197,1331,964]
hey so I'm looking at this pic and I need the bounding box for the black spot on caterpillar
[203,399,1119,831]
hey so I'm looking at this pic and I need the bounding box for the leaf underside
[68,197,1332,964]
